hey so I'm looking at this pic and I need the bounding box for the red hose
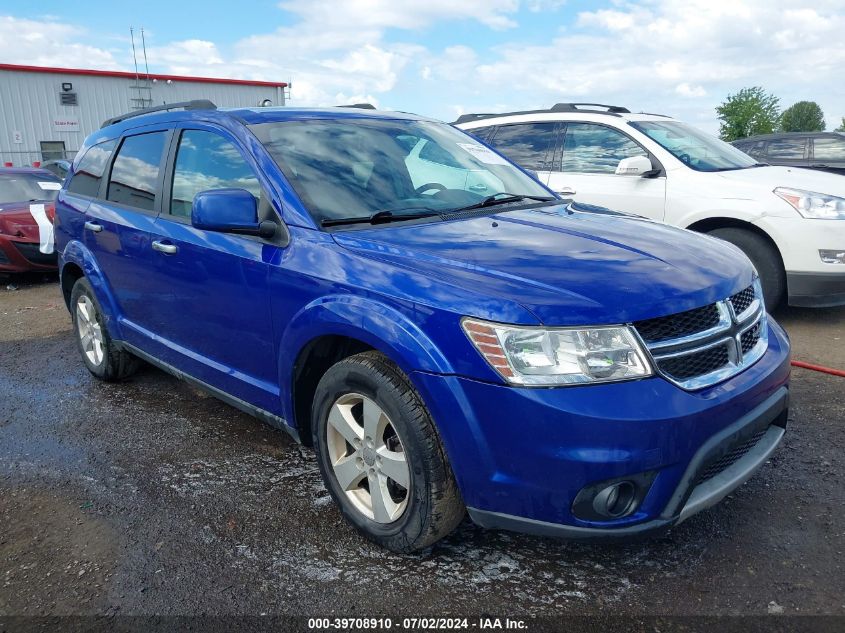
[791,360,845,378]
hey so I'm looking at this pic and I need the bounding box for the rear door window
[487,123,558,171]
[169,130,261,219]
[67,140,116,198]
[107,132,168,212]
[812,137,845,161]
[766,137,807,160]
[560,123,647,173]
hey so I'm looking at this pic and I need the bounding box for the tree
[780,101,825,132]
[716,87,781,141]
[836,117,845,133]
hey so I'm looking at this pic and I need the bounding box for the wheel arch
[279,295,454,445]
[685,216,785,265]
[60,240,122,333]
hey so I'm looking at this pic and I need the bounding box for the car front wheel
[312,351,464,553]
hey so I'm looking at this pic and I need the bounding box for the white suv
[456,103,845,308]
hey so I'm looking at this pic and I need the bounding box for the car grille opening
[693,427,769,486]
[632,282,767,390]
[658,344,731,381]
[741,321,762,354]
[634,303,721,344]
[730,285,755,316]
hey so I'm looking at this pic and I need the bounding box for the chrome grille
[634,281,767,390]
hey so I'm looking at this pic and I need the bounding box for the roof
[734,131,845,142]
[94,104,427,134]
[0,63,287,88]
[454,103,671,126]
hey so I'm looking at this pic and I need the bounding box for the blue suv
[55,101,791,553]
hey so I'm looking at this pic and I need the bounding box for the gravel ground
[1,274,843,623]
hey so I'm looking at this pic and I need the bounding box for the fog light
[819,250,845,264]
[571,471,656,522]
[593,481,636,518]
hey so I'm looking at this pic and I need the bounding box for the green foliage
[780,101,826,132]
[836,117,845,133]
[716,87,781,141]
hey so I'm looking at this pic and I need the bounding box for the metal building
[0,63,287,167]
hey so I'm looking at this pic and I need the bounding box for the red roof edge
[0,63,287,88]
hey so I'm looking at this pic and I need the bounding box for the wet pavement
[1,274,843,618]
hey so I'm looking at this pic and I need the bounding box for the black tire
[312,351,465,553]
[707,228,785,309]
[70,277,139,381]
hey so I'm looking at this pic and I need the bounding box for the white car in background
[456,103,845,308]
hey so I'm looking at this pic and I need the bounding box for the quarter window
[66,140,116,198]
[813,137,845,161]
[487,123,558,171]
[107,132,168,211]
[766,138,806,160]
[170,130,261,218]
[561,123,647,174]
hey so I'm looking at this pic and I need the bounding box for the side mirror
[524,169,540,181]
[615,155,657,177]
[192,188,277,238]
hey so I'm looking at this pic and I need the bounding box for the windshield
[630,121,758,172]
[0,173,61,203]
[250,118,554,226]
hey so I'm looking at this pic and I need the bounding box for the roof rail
[336,103,376,109]
[454,113,498,124]
[101,99,217,128]
[550,103,630,114]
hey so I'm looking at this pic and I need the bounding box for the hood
[332,204,753,325]
[0,202,43,242]
[714,165,845,197]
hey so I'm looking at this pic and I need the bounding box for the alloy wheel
[325,392,410,524]
[76,295,105,366]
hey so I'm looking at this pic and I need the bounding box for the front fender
[61,239,124,338]
[277,294,455,421]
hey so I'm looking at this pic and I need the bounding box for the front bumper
[411,319,791,539]
[787,271,845,307]
[0,236,58,272]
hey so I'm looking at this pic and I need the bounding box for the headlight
[462,318,653,386]
[774,187,845,219]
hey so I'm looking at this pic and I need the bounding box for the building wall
[0,68,285,166]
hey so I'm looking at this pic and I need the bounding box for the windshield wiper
[449,192,556,214]
[321,208,441,228]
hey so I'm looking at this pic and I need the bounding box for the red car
[0,168,62,273]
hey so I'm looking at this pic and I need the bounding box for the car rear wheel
[707,228,785,309]
[312,351,464,553]
[70,277,139,381]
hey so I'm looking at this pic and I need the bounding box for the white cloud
[0,16,119,69]
[2,1,844,132]
[676,83,707,98]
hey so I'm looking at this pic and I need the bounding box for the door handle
[556,187,576,196]
[152,240,178,255]
[84,221,103,233]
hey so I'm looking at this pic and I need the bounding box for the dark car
[0,168,61,273]
[732,132,845,176]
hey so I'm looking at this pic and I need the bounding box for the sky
[1,0,844,134]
